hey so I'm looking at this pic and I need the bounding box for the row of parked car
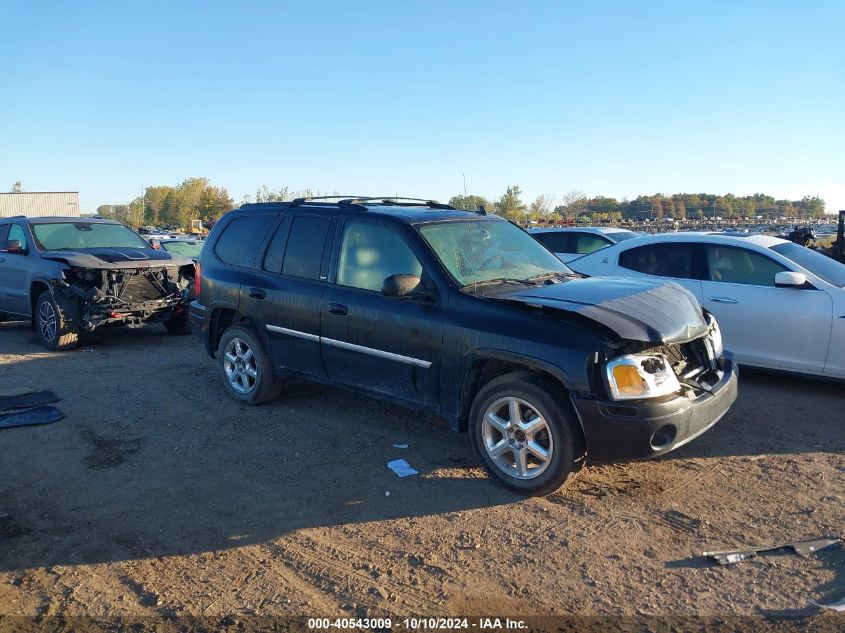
[2,197,841,495]
[530,226,845,380]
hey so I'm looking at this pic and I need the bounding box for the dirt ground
[0,320,843,629]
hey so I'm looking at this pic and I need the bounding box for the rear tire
[35,291,79,351]
[164,315,191,335]
[218,324,282,405]
[469,371,577,496]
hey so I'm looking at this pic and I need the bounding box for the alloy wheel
[38,300,57,342]
[223,337,258,394]
[481,396,554,480]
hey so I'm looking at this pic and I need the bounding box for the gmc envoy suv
[191,197,737,495]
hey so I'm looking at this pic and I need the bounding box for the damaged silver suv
[0,216,196,350]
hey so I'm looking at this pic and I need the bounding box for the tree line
[92,179,828,228]
[96,178,235,228]
[449,188,827,222]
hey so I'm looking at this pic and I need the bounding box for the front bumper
[572,355,738,462]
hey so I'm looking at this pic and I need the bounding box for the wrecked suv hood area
[49,250,195,331]
[42,247,193,269]
[491,276,708,344]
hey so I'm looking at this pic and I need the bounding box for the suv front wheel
[35,291,79,351]
[218,324,282,405]
[470,372,577,496]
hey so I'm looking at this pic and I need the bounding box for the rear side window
[262,217,291,273]
[214,215,276,268]
[619,243,700,279]
[0,225,9,243]
[533,232,570,253]
[282,216,331,280]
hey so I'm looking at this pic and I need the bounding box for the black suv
[191,197,737,495]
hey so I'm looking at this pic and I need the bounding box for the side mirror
[1,240,23,254]
[382,274,423,298]
[148,238,161,250]
[775,271,807,288]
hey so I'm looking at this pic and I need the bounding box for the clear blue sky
[2,1,843,213]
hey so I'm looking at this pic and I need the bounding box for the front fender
[452,347,592,431]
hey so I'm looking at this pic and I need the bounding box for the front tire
[218,324,282,405]
[469,372,577,496]
[35,291,79,351]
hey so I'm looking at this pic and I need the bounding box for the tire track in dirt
[263,531,446,614]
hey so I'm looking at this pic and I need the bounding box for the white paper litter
[387,459,418,478]
[392,443,409,449]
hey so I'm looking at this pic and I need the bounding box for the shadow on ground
[1,321,843,576]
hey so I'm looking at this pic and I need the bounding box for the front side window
[7,224,28,251]
[418,219,570,286]
[336,221,423,292]
[706,246,787,286]
[619,243,698,279]
[32,222,149,251]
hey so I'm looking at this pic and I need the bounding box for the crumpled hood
[492,276,708,344]
[41,247,194,269]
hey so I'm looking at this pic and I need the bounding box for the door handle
[328,303,348,316]
[709,296,738,304]
[248,287,266,299]
[0,258,5,263]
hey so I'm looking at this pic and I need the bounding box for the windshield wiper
[467,277,539,289]
[526,271,571,282]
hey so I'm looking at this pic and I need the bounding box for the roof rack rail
[290,195,372,205]
[286,195,457,212]
[338,197,455,210]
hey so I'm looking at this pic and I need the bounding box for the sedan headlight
[705,312,723,358]
[606,354,681,401]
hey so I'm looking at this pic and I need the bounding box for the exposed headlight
[605,354,681,401]
[705,312,723,358]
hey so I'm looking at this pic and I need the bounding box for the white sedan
[569,232,845,379]
[528,227,640,262]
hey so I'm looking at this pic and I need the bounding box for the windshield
[162,240,203,258]
[32,222,150,250]
[611,230,640,242]
[770,242,845,287]
[418,219,571,286]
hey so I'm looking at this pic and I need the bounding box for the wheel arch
[457,350,588,462]
[458,351,569,417]
[208,307,266,356]
[29,280,52,330]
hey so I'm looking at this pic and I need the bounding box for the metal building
[0,192,80,218]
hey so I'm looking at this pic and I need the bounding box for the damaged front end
[51,264,195,331]
[600,312,725,402]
